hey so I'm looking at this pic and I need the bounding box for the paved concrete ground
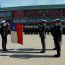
[0,34,65,65]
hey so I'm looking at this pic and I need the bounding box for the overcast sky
[0,0,65,7]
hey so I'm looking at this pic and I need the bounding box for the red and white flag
[10,23,23,44]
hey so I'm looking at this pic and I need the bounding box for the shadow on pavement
[9,54,55,59]
[0,48,41,53]
[0,54,55,58]
[0,48,54,53]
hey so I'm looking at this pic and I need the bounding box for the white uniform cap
[54,19,62,22]
[42,20,47,22]
[1,20,6,23]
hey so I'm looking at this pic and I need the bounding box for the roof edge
[0,4,65,11]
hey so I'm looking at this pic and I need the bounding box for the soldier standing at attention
[52,19,62,57]
[39,20,47,53]
[0,20,8,52]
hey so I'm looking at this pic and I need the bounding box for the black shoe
[53,48,56,50]
[2,49,8,52]
[40,51,45,53]
[5,49,8,51]
[54,54,60,57]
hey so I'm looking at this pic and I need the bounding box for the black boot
[53,48,56,50]
[54,54,60,57]
[40,50,45,53]
[54,50,60,57]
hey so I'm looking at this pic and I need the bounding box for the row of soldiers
[24,24,52,35]
[39,19,62,57]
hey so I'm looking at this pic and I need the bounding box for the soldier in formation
[51,19,62,57]
[38,20,47,53]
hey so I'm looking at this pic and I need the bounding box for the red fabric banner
[16,24,23,44]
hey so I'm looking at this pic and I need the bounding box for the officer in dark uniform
[0,20,8,52]
[39,20,47,53]
[52,19,62,57]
